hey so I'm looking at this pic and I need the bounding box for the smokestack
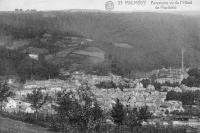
[181,48,185,72]
[180,48,185,83]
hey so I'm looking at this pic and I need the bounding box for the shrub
[182,68,200,87]
[54,87,104,132]
[141,79,151,88]
[111,98,124,126]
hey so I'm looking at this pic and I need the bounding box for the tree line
[0,47,60,82]
[166,90,200,105]
[182,68,200,87]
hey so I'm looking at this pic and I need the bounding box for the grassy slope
[0,116,55,133]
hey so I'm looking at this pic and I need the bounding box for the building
[155,68,188,84]
[167,100,184,113]
[29,54,39,60]
[4,97,17,112]
[180,85,200,92]
[161,86,182,92]
[24,47,49,60]
[159,100,184,113]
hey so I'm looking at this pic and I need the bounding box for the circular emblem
[105,1,114,11]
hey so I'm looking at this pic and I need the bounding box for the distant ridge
[0,11,200,72]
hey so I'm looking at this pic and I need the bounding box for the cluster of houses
[161,86,182,92]
[91,83,184,116]
[0,69,192,118]
[14,9,37,13]
[180,85,200,92]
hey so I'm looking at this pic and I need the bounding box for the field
[0,116,55,133]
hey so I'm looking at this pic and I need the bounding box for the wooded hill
[0,11,200,76]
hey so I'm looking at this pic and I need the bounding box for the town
[0,10,200,133]
[0,31,198,132]
[1,64,200,132]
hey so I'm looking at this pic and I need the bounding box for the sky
[0,0,200,12]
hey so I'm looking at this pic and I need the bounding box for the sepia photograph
[0,0,200,132]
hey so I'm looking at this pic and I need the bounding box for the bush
[141,79,151,88]
[16,58,59,82]
[111,98,124,126]
[182,68,200,87]
[152,82,162,91]
[125,108,141,129]
[166,91,196,105]
[54,88,104,132]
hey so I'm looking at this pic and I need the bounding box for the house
[110,73,122,82]
[25,107,35,113]
[180,85,200,92]
[146,85,155,91]
[158,107,168,116]
[49,87,62,92]
[24,79,66,89]
[7,78,16,85]
[81,41,85,45]
[160,100,185,113]
[15,88,36,99]
[29,54,39,60]
[64,36,80,43]
[85,38,94,42]
[24,47,49,60]
[133,81,144,91]
[90,75,112,84]
[4,97,17,112]
[161,86,182,92]
[16,100,34,113]
[71,71,85,80]
[0,75,19,86]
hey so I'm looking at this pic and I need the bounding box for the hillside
[0,11,200,74]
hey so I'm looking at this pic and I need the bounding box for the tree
[181,92,195,105]
[125,106,152,131]
[55,92,82,132]
[26,88,48,120]
[152,82,162,91]
[111,57,123,76]
[111,98,124,126]
[166,91,195,105]
[182,68,200,87]
[55,87,103,132]
[194,90,200,105]
[89,63,110,76]
[166,91,182,101]
[125,108,141,128]
[84,100,103,132]
[17,58,59,82]
[0,82,13,112]
[138,106,152,122]
[40,61,59,79]
[141,79,151,88]
[16,58,37,82]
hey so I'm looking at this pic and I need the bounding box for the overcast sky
[0,0,200,12]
